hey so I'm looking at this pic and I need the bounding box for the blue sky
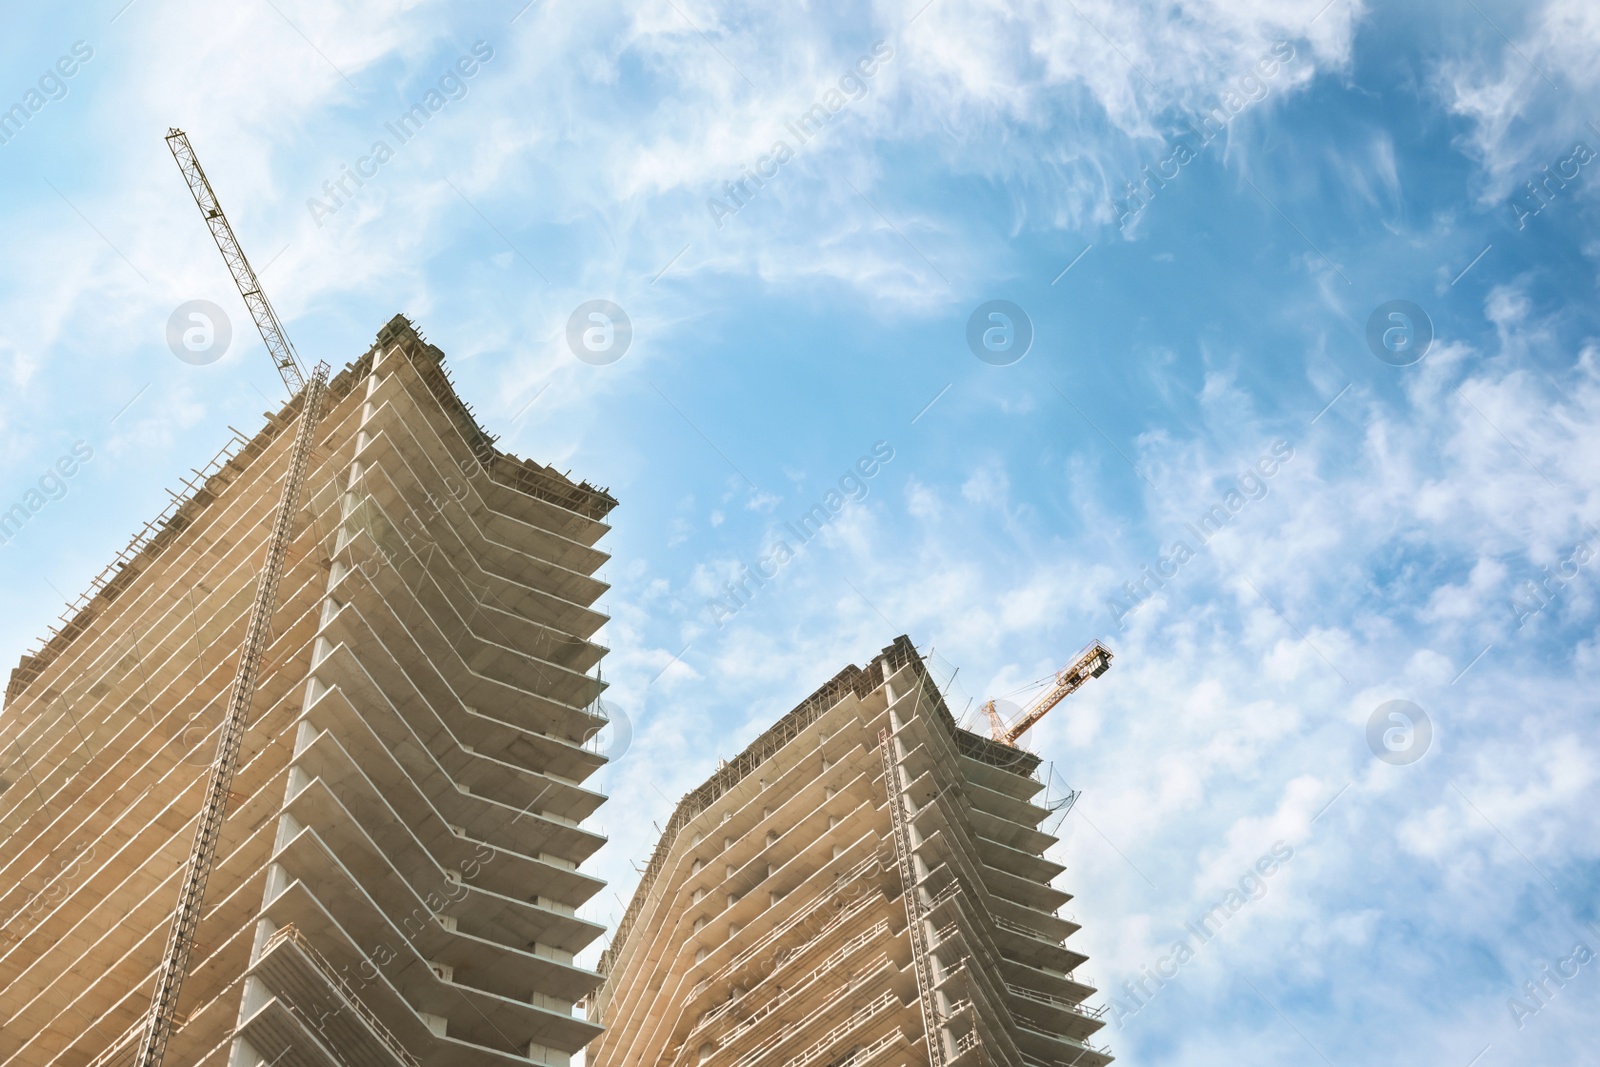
[3,0,1599,1062]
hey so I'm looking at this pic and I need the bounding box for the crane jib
[986,641,1115,747]
[164,128,307,397]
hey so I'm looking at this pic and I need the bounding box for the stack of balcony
[591,637,1110,1067]
[0,315,616,1067]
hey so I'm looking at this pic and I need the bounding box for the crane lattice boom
[165,128,306,395]
[981,641,1113,747]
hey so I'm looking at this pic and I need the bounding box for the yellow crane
[981,641,1113,747]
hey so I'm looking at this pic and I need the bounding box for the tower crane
[133,129,332,1067]
[981,641,1113,747]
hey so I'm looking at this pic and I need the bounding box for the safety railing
[259,922,420,1067]
[83,1013,149,1067]
[778,991,898,1067]
[1005,982,1105,1018]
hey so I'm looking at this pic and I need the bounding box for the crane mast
[135,130,330,1067]
[981,641,1113,747]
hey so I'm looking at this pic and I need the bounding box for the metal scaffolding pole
[880,726,951,1067]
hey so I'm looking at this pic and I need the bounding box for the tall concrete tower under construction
[590,636,1111,1067]
[0,316,617,1067]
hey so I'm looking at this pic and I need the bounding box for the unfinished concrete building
[0,316,616,1067]
[591,637,1110,1067]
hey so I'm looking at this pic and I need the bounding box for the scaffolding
[133,364,330,1067]
[879,727,950,1067]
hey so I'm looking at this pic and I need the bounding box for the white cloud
[1439,0,1600,204]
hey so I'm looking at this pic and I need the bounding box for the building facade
[591,637,1110,1067]
[0,317,615,1067]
